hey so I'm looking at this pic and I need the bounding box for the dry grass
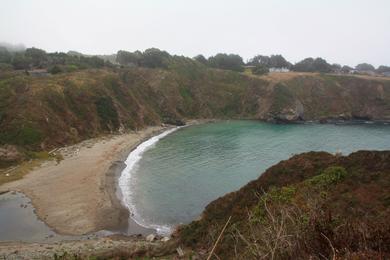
[244,71,390,83]
[0,153,62,186]
[180,151,390,259]
[0,159,43,186]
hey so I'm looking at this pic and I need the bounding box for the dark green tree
[355,63,375,72]
[140,48,170,68]
[252,65,269,75]
[248,55,270,67]
[341,65,353,73]
[116,50,142,66]
[0,47,12,64]
[208,53,244,72]
[292,57,332,73]
[269,55,290,68]
[377,65,390,74]
[25,47,47,68]
[193,54,208,65]
[331,63,342,72]
[248,54,290,68]
[11,52,32,70]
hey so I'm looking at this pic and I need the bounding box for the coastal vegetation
[178,151,390,259]
[6,150,386,259]
[0,48,389,169]
[0,46,389,259]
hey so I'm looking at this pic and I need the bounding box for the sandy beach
[0,126,168,236]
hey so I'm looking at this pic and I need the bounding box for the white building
[269,67,290,73]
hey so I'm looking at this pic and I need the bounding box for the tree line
[1,44,389,76]
[116,49,390,75]
[0,46,111,74]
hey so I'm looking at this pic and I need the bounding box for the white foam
[118,127,182,235]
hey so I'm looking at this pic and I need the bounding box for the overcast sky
[1,0,389,67]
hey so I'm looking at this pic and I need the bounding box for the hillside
[0,65,389,166]
[178,151,390,259]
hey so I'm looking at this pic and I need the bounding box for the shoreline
[0,126,169,237]
[0,119,214,241]
[118,127,183,235]
[112,119,214,236]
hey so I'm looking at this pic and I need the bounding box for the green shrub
[95,96,119,130]
[251,65,269,75]
[307,166,347,188]
[48,65,63,74]
[66,64,78,72]
[0,124,43,146]
[267,186,297,203]
[251,185,297,223]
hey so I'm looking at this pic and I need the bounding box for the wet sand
[0,126,167,236]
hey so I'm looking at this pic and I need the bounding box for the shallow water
[0,192,112,242]
[122,121,390,234]
[0,192,62,242]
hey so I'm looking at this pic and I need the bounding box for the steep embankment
[178,151,390,259]
[0,66,389,165]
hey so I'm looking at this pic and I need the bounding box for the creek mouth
[0,191,99,242]
[0,190,147,242]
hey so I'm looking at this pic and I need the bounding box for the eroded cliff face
[0,68,389,152]
[256,74,390,122]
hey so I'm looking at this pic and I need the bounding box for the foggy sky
[1,0,389,67]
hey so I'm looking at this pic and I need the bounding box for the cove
[122,120,390,234]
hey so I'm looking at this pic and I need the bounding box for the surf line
[118,126,183,235]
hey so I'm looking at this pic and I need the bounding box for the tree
[331,63,342,72]
[248,54,291,68]
[141,48,170,68]
[312,58,332,72]
[269,55,290,68]
[83,56,105,68]
[341,65,353,73]
[376,65,390,74]
[292,57,332,73]
[252,65,269,75]
[248,55,270,67]
[116,50,142,66]
[0,47,12,64]
[11,52,31,70]
[208,53,244,72]
[193,54,208,65]
[355,63,375,72]
[292,58,314,72]
[25,47,47,68]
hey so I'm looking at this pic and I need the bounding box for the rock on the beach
[146,234,155,242]
[161,236,170,242]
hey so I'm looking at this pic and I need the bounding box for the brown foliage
[179,151,390,259]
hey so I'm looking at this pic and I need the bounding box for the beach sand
[0,126,167,236]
